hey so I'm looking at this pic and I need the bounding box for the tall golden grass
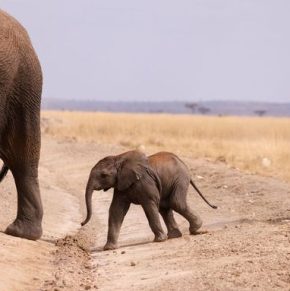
[42,111,290,182]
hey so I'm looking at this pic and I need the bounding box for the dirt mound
[41,235,97,290]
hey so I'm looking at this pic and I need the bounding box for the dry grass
[41,111,290,182]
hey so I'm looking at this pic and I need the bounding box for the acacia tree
[185,102,198,113]
[198,106,211,115]
[254,110,266,116]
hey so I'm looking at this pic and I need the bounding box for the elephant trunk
[81,178,95,226]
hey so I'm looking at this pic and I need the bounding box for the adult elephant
[0,10,43,240]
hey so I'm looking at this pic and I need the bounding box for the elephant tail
[0,164,9,183]
[190,179,217,209]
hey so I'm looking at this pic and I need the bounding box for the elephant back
[0,9,42,109]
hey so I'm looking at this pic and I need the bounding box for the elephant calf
[81,150,217,250]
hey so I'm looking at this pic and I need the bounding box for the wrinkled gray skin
[82,151,217,250]
[0,10,43,240]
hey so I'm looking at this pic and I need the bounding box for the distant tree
[198,106,211,115]
[150,110,164,113]
[185,102,198,113]
[254,110,267,117]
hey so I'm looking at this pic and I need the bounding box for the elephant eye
[100,173,108,178]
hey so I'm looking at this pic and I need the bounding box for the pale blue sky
[1,1,290,102]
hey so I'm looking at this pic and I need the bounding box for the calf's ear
[117,161,144,191]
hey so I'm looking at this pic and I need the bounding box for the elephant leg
[5,166,43,240]
[3,109,43,240]
[142,200,167,242]
[104,194,130,251]
[159,207,182,239]
[170,184,203,234]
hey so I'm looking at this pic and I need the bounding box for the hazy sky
[1,1,290,102]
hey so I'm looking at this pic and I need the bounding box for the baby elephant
[81,150,217,250]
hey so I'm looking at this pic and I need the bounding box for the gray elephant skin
[0,10,43,240]
[81,150,217,250]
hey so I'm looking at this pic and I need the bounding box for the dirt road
[0,135,289,290]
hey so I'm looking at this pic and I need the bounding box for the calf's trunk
[81,179,94,226]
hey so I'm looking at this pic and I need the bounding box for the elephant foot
[5,219,42,240]
[189,218,203,235]
[189,221,207,235]
[168,228,182,239]
[103,242,118,251]
[154,233,167,242]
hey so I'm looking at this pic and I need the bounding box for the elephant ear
[117,161,145,191]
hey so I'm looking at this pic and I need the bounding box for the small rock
[51,280,56,286]
[130,261,136,266]
[262,157,271,168]
[216,156,226,162]
[85,285,91,290]
[121,251,126,254]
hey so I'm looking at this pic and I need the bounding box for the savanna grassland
[1,110,289,290]
[42,111,290,182]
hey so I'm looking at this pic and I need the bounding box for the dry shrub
[41,111,290,182]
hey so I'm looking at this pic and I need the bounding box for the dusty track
[0,135,289,290]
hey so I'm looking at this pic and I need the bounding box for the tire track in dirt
[38,138,124,290]
[38,139,96,290]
